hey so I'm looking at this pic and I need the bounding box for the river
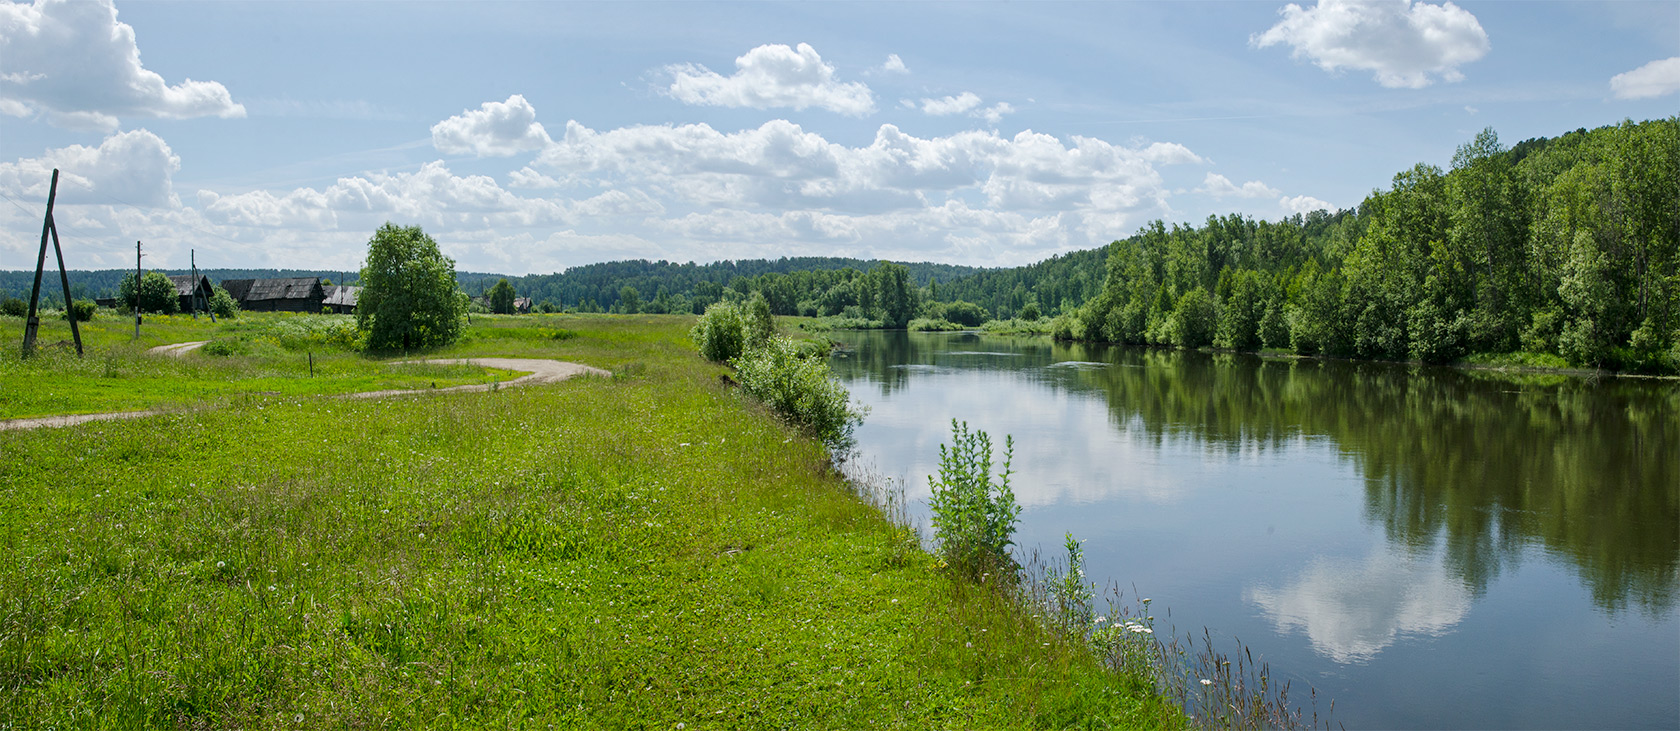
[827,330,1678,729]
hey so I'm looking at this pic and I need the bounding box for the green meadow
[0,312,514,420]
[0,313,1174,728]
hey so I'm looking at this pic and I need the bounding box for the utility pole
[21,168,83,357]
[134,240,142,340]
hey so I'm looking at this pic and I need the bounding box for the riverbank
[0,314,1175,727]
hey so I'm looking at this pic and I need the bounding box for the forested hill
[455,257,981,312]
[1062,118,1678,373]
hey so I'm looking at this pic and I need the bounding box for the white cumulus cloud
[0,129,181,208]
[1610,57,1680,100]
[879,53,909,74]
[0,0,244,131]
[431,94,553,157]
[1281,194,1335,214]
[919,92,983,116]
[1199,172,1281,199]
[662,43,875,116]
[1252,0,1489,88]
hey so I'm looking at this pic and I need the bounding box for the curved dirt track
[0,355,609,431]
[148,341,208,356]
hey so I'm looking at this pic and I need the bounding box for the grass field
[0,312,516,419]
[0,313,1174,728]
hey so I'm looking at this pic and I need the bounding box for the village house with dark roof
[322,285,361,314]
[167,274,215,314]
[219,277,326,312]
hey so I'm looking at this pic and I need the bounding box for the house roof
[323,285,361,307]
[167,274,212,296]
[220,277,324,302]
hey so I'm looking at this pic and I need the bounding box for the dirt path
[148,341,208,356]
[0,355,610,431]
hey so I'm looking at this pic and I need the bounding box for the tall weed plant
[927,420,1021,577]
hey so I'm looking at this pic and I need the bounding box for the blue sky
[1,0,1675,275]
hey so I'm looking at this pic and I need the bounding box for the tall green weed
[927,420,1021,577]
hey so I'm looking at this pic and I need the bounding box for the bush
[65,299,95,322]
[209,286,238,318]
[927,419,1020,577]
[693,301,747,363]
[1,297,26,318]
[730,336,863,450]
[357,223,466,351]
[942,300,989,327]
[908,318,962,331]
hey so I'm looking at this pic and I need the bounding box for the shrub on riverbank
[730,334,863,450]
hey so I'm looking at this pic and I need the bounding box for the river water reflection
[827,330,1678,729]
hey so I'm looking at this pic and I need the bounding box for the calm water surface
[828,330,1678,730]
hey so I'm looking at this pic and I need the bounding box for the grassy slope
[0,313,513,419]
[0,313,1172,728]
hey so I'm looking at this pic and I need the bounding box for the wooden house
[220,277,326,312]
[168,274,215,314]
[322,285,362,314]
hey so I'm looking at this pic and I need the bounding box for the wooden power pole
[21,168,83,357]
[134,240,142,340]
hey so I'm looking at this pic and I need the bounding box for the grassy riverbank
[0,314,1174,727]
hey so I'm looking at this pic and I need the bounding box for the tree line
[1061,119,1678,373]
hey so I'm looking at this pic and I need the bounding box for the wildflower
[216,561,225,568]
[1200,679,1213,686]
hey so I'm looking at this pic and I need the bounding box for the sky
[0,0,1676,275]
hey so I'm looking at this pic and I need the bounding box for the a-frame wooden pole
[21,169,80,357]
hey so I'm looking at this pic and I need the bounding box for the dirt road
[0,355,610,431]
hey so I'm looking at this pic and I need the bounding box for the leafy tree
[1,297,26,317]
[866,262,918,328]
[488,278,516,314]
[744,291,774,348]
[118,271,180,314]
[356,223,465,351]
[618,285,642,314]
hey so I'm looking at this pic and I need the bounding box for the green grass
[0,313,516,419]
[1457,350,1574,370]
[0,313,1174,728]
